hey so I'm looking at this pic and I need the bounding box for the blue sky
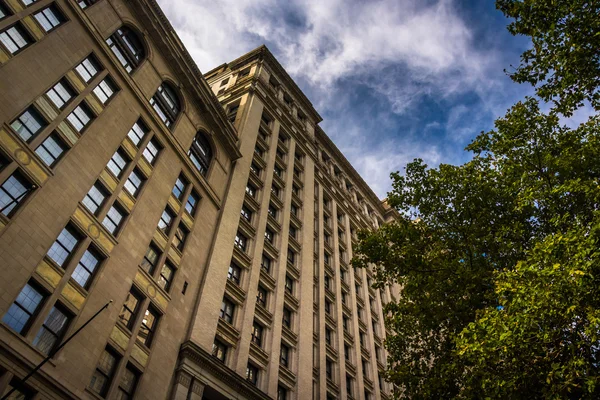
[156,0,534,198]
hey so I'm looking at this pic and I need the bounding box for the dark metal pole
[1,300,112,400]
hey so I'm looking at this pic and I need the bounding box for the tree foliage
[352,1,600,398]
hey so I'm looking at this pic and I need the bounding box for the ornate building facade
[0,0,399,399]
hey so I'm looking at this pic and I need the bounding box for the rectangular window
[67,103,94,132]
[325,328,332,346]
[78,0,99,9]
[137,306,159,347]
[185,190,199,215]
[127,119,148,146]
[172,175,187,200]
[142,138,159,165]
[278,385,288,400]
[34,4,66,33]
[75,55,101,83]
[157,262,174,292]
[250,162,261,176]
[346,375,353,397]
[228,263,241,285]
[107,148,129,178]
[268,203,277,219]
[227,103,239,123]
[33,304,71,355]
[289,226,297,239]
[241,205,252,222]
[0,2,11,20]
[117,365,139,400]
[234,231,247,252]
[2,282,45,334]
[47,225,80,267]
[0,23,33,55]
[271,185,280,198]
[35,133,67,167]
[82,181,108,215]
[124,168,144,197]
[212,339,227,362]
[89,347,119,397]
[285,275,294,295]
[287,248,296,265]
[0,171,34,217]
[256,286,268,308]
[140,244,160,275]
[251,321,263,347]
[282,307,292,329]
[264,228,274,244]
[245,183,256,198]
[93,77,117,104]
[261,254,271,274]
[220,298,234,324]
[173,224,188,251]
[46,79,75,110]
[290,204,298,216]
[71,247,101,289]
[246,363,259,385]
[280,344,289,367]
[157,207,175,234]
[119,289,141,329]
[11,106,47,142]
[326,358,333,380]
[102,204,126,235]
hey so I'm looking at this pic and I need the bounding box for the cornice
[131,0,242,161]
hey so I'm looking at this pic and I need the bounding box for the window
[278,134,287,145]
[66,103,94,132]
[0,23,33,55]
[220,298,234,324]
[261,112,272,127]
[2,282,45,334]
[173,224,188,251]
[271,185,280,198]
[119,289,141,329]
[137,306,159,347]
[107,148,129,178]
[140,244,160,275]
[150,82,180,128]
[264,228,274,244]
[172,175,187,200]
[251,321,263,347]
[342,292,347,305]
[188,133,212,175]
[127,119,148,146]
[11,106,47,142]
[0,2,11,20]
[254,145,263,158]
[289,226,297,239]
[276,148,285,160]
[185,190,199,215]
[220,78,229,87]
[46,79,75,110]
[33,305,70,355]
[246,363,259,385]
[344,344,351,361]
[93,77,117,104]
[72,248,101,289]
[325,327,332,346]
[238,67,250,78]
[35,133,67,167]
[142,137,160,165]
[117,365,139,400]
[256,285,267,308]
[157,262,174,292]
[34,5,66,33]
[325,299,332,315]
[268,203,277,219]
[359,332,366,348]
[234,231,247,252]
[290,204,298,216]
[282,307,292,329]
[106,27,146,73]
[280,344,290,367]
[228,262,241,285]
[346,375,353,397]
[157,207,175,233]
[246,183,256,198]
[261,254,271,274]
[278,385,288,400]
[274,165,283,178]
[0,171,34,217]
[324,275,331,290]
[362,360,369,378]
[343,316,349,332]
[124,168,144,198]
[89,347,119,397]
[326,358,334,380]
[324,253,331,266]
[241,205,252,222]
[212,339,227,362]
[324,233,331,245]
[75,55,101,82]
[47,225,80,267]
[250,162,261,176]
[78,0,99,9]
[283,93,293,107]
[227,103,239,123]
[285,275,294,295]
[287,248,296,265]
[82,181,108,215]
[102,204,126,235]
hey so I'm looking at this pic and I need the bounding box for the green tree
[352,1,600,398]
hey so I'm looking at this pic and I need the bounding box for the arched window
[188,133,212,176]
[106,26,146,73]
[150,82,180,128]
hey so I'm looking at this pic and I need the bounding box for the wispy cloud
[157,0,525,198]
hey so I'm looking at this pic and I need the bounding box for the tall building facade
[0,1,399,400]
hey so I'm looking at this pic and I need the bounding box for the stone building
[0,0,399,399]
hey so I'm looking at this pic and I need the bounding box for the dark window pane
[118,290,140,329]
[188,133,212,175]
[0,171,34,217]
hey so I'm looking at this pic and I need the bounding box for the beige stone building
[0,1,399,399]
